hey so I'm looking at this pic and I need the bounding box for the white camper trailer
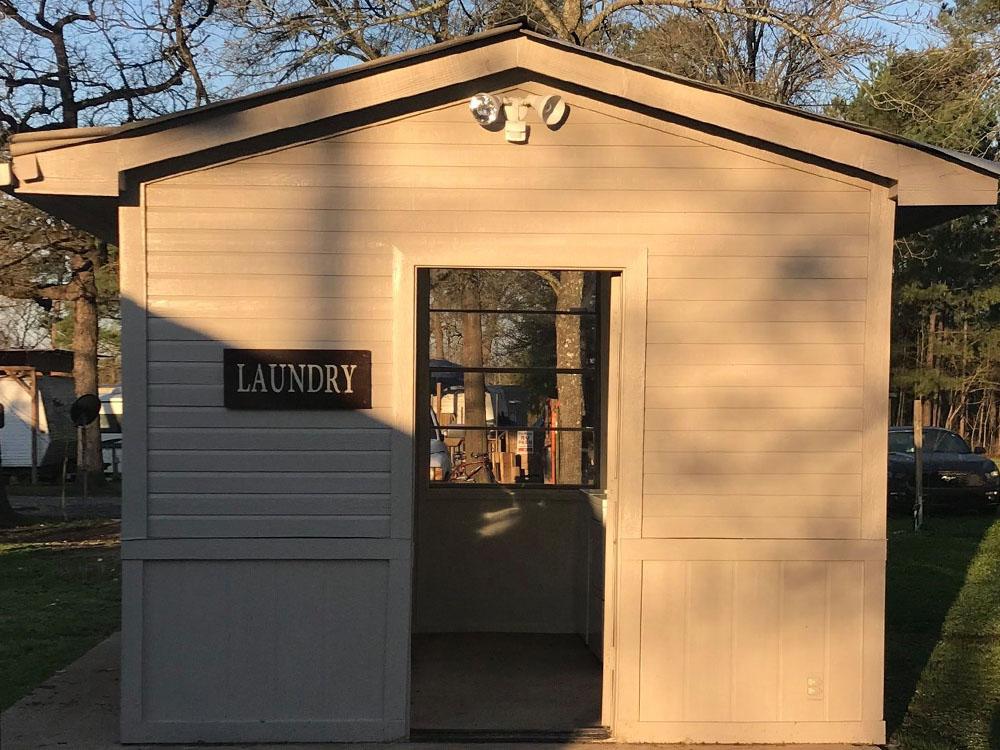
[99,385,123,475]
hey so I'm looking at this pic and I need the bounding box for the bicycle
[449,452,496,483]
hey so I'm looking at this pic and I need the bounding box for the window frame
[422,269,605,489]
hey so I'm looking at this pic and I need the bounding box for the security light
[469,91,569,142]
[525,94,566,127]
[469,93,502,126]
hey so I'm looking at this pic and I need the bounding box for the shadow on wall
[643,249,870,547]
[126,286,605,739]
[123,275,417,735]
[125,98,888,737]
[637,242,884,728]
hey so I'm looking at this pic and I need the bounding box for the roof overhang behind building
[3,21,998,245]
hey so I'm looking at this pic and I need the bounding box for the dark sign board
[223,349,372,410]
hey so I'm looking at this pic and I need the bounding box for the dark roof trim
[518,30,1000,182]
[10,18,1000,185]
[0,349,74,373]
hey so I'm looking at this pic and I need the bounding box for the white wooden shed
[0,350,76,476]
[3,21,999,746]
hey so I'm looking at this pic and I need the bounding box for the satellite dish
[70,394,101,427]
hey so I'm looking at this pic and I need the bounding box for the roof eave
[4,25,997,236]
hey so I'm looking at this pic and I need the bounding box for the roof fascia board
[9,127,118,156]
[521,31,1000,181]
[12,141,119,196]
[517,35,898,177]
[520,74,892,192]
[114,40,517,172]
[10,39,522,198]
[123,70,529,188]
[10,31,998,208]
[516,36,998,207]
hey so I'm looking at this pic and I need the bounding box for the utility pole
[914,399,924,531]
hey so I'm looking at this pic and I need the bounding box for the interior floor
[410,633,602,732]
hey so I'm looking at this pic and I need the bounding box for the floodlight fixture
[469,93,502,127]
[469,91,569,142]
[525,94,567,127]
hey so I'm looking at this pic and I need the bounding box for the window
[424,269,602,486]
[928,430,971,453]
[888,431,915,453]
[887,429,971,454]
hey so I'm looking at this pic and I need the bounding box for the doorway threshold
[409,726,612,743]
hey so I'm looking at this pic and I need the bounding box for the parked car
[888,426,1000,513]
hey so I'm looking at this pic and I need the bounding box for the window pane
[929,431,970,453]
[430,372,597,430]
[425,268,603,489]
[429,427,598,486]
[429,311,598,370]
[429,269,598,312]
[429,269,599,372]
[888,431,914,453]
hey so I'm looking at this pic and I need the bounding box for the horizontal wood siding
[147,89,867,540]
[642,155,869,541]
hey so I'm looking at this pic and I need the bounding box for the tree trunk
[0,469,17,527]
[461,278,489,482]
[73,246,104,487]
[554,272,585,484]
[431,312,445,360]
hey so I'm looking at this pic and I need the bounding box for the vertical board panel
[827,561,865,720]
[142,559,389,722]
[862,558,886,726]
[638,561,686,721]
[121,200,149,539]
[683,561,734,720]
[731,561,781,721]
[861,188,895,540]
[779,561,828,721]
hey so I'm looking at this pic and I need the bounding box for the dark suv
[888,427,1000,514]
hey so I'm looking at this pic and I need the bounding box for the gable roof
[4,19,998,242]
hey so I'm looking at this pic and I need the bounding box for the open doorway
[410,268,619,739]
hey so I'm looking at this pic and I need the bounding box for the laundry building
[4,21,999,746]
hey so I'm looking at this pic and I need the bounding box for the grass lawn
[887,513,1000,750]
[0,518,120,710]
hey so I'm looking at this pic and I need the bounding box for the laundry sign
[223,349,372,410]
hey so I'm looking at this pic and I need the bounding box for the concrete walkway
[0,633,880,750]
[1,633,120,750]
